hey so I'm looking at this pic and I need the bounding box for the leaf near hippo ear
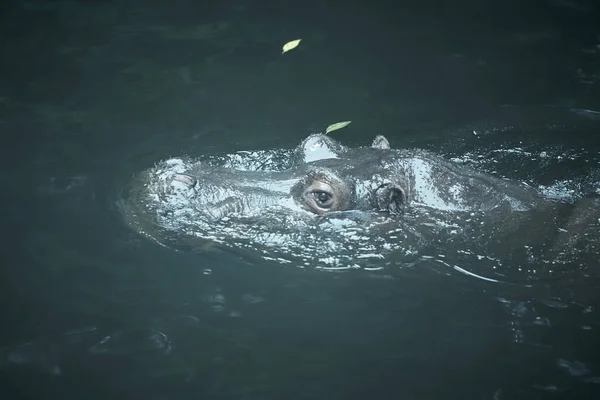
[325,121,352,134]
[282,39,302,54]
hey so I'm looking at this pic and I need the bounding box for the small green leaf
[282,39,302,54]
[325,121,352,134]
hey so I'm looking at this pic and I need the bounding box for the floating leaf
[325,121,352,134]
[282,39,302,54]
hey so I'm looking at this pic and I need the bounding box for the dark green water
[1,0,599,399]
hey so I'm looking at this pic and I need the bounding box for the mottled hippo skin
[123,134,598,275]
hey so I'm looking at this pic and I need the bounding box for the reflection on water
[1,0,600,399]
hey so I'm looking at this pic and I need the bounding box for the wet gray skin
[122,134,599,274]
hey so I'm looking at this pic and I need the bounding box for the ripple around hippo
[121,133,599,278]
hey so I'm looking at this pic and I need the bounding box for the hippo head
[290,134,409,216]
[122,133,424,268]
[137,134,412,221]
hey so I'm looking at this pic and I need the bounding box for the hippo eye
[312,190,334,208]
[293,171,353,215]
[300,180,339,214]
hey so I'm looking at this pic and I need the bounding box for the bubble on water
[88,328,171,356]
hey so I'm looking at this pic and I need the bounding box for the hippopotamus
[122,133,599,277]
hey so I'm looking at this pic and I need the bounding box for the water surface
[1,1,599,399]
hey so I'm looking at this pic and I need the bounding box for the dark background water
[1,0,599,399]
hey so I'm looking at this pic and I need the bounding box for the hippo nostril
[376,184,406,214]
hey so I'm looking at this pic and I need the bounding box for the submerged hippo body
[123,134,598,275]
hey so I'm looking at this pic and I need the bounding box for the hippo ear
[372,135,391,150]
[298,134,346,163]
[376,184,406,214]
